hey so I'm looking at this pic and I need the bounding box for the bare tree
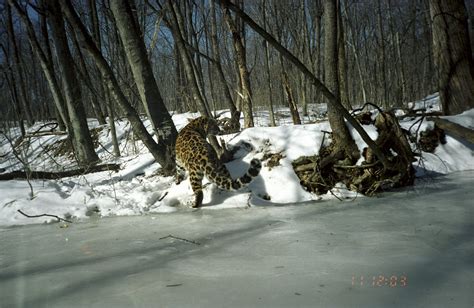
[45,0,99,166]
[110,0,177,151]
[222,0,254,128]
[210,0,241,130]
[218,0,388,168]
[60,1,176,174]
[5,4,33,126]
[164,0,211,117]
[429,0,474,115]
[324,0,358,163]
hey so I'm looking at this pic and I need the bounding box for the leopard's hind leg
[189,169,204,208]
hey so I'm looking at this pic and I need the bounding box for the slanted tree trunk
[45,0,99,167]
[429,0,474,115]
[166,0,211,117]
[2,66,26,136]
[60,1,176,174]
[88,0,120,158]
[218,0,389,169]
[68,29,107,125]
[38,0,67,131]
[280,56,302,125]
[110,0,177,152]
[222,1,254,128]
[6,4,34,126]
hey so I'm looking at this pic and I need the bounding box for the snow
[1,93,474,307]
[0,93,473,226]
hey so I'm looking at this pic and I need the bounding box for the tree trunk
[376,0,388,107]
[429,0,474,115]
[46,0,99,167]
[110,0,177,153]
[222,1,255,128]
[60,0,176,174]
[324,0,359,162]
[337,1,350,109]
[210,0,241,130]
[39,0,68,130]
[166,0,211,117]
[219,0,389,168]
[69,28,107,125]
[104,86,121,158]
[281,62,302,125]
[3,68,26,136]
[261,0,276,127]
[6,4,34,125]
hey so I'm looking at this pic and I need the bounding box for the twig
[17,209,73,223]
[158,191,168,202]
[159,234,201,245]
[2,199,17,208]
[351,102,384,115]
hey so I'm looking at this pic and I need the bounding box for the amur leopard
[175,116,261,208]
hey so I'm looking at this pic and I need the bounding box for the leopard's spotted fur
[175,117,261,208]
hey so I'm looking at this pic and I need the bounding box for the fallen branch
[0,163,121,180]
[427,117,474,144]
[158,192,168,202]
[333,161,381,169]
[26,131,67,137]
[159,234,201,245]
[17,209,72,223]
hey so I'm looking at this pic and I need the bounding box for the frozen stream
[1,172,473,308]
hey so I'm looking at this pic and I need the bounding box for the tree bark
[218,0,390,169]
[6,4,34,125]
[281,62,302,125]
[110,0,177,152]
[45,0,99,167]
[210,0,241,130]
[166,0,211,117]
[60,1,176,174]
[222,1,255,128]
[261,0,276,126]
[324,0,358,162]
[337,1,350,109]
[429,0,474,115]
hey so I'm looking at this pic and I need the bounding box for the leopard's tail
[206,158,262,191]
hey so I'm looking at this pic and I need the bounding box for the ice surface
[0,171,473,308]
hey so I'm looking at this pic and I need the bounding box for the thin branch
[159,234,201,245]
[17,209,72,223]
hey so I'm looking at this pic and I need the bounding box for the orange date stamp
[352,274,408,287]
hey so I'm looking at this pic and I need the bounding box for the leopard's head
[204,118,221,136]
[188,116,222,136]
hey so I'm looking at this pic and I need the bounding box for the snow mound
[0,94,473,226]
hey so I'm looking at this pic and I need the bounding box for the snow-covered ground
[0,94,473,226]
[0,171,473,307]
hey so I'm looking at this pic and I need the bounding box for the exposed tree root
[293,112,416,196]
